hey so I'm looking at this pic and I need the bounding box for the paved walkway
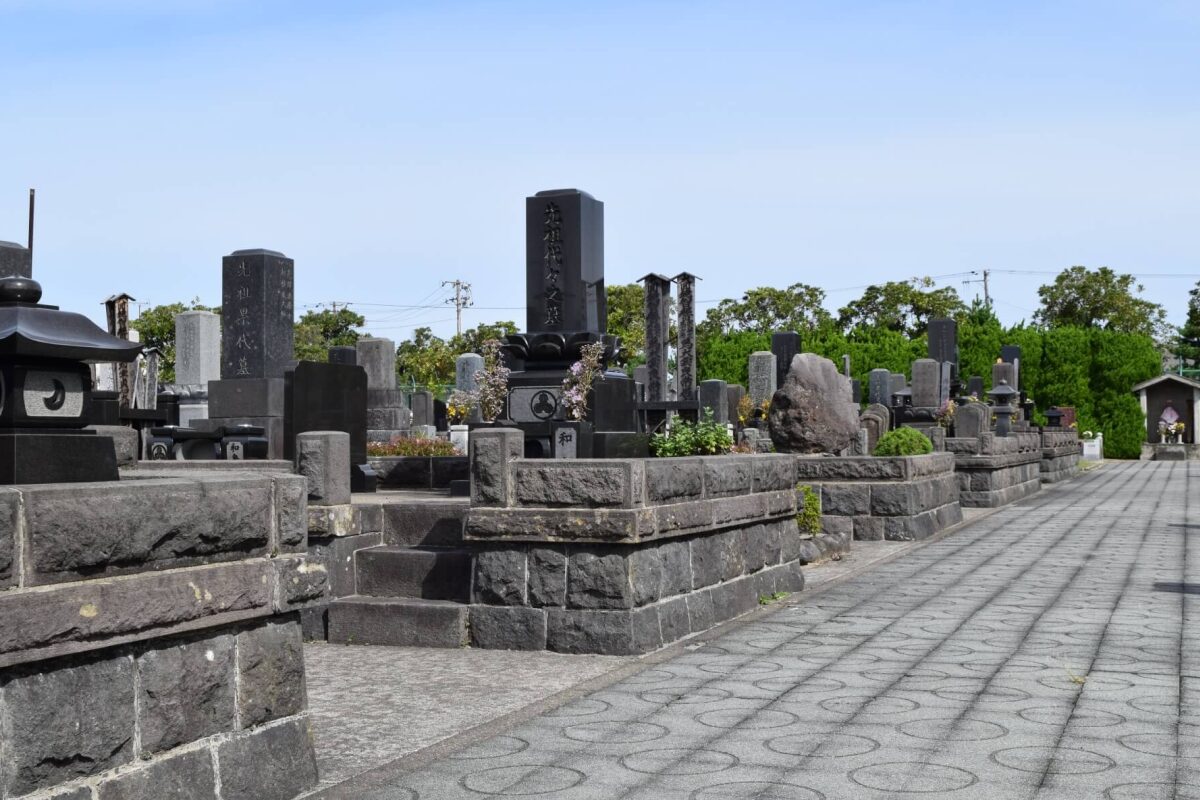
[313,461,1199,799]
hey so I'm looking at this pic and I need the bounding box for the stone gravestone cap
[868,369,892,405]
[955,401,990,441]
[220,249,294,380]
[526,189,605,334]
[174,310,221,387]
[0,240,33,279]
[911,359,941,408]
[748,351,777,407]
[355,337,396,391]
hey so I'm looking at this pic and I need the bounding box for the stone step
[326,596,469,648]
[355,546,472,601]
[384,501,468,546]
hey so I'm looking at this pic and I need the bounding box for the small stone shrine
[500,189,639,457]
[1132,373,1200,459]
[0,276,142,482]
[206,248,295,458]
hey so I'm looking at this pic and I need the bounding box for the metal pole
[27,188,35,260]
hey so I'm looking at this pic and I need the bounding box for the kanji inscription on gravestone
[220,249,294,380]
[525,190,605,334]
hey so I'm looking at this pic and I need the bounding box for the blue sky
[2,1,1197,341]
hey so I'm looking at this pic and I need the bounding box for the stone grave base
[947,431,1042,507]
[797,452,962,542]
[1040,430,1082,483]
[1140,442,1200,461]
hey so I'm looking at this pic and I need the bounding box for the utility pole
[962,269,991,307]
[443,279,472,337]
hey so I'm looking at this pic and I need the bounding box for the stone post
[470,428,525,506]
[641,274,672,402]
[175,311,221,387]
[748,351,777,407]
[674,272,698,401]
[295,431,351,506]
[867,369,892,405]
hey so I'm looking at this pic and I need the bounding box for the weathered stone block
[690,533,723,589]
[821,515,854,537]
[719,530,746,581]
[703,457,752,497]
[795,455,903,481]
[772,560,806,594]
[655,501,713,535]
[467,507,639,543]
[237,619,307,728]
[306,504,359,537]
[644,458,703,502]
[0,561,273,666]
[752,455,796,492]
[631,606,662,653]
[473,548,527,605]
[470,605,547,650]
[527,547,566,607]
[742,524,768,573]
[272,474,307,554]
[567,549,632,609]
[853,516,885,541]
[659,539,692,596]
[763,489,798,516]
[24,478,273,583]
[0,488,17,589]
[0,655,135,796]
[512,462,638,508]
[687,590,715,634]
[546,609,635,655]
[215,716,318,800]
[870,483,915,516]
[795,537,822,564]
[629,546,664,606]
[272,556,329,610]
[137,634,235,754]
[658,595,691,644]
[97,745,217,800]
[712,494,767,526]
[307,532,381,598]
[357,503,384,534]
[470,429,524,507]
[710,577,757,622]
[821,484,870,516]
[295,431,351,507]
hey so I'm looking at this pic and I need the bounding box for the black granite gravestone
[967,375,985,399]
[221,249,294,380]
[328,346,357,365]
[284,361,376,492]
[525,189,605,334]
[928,319,959,373]
[771,332,800,389]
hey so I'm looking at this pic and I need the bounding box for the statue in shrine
[1159,401,1184,443]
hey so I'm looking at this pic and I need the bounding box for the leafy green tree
[957,300,1004,385]
[837,278,966,337]
[293,305,367,363]
[394,321,519,390]
[1034,266,1167,338]
[1178,280,1200,367]
[605,283,646,370]
[1038,327,1093,423]
[697,330,771,386]
[698,283,830,339]
[1088,328,1161,458]
[130,298,219,383]
[455,321,518,358]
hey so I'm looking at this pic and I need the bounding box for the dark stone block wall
[946,431,1043,507]
[1041,430,1082,483]
[0,471,325,800]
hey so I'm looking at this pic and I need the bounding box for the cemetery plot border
[945,431,1043,507]
[1041,430,1082,482]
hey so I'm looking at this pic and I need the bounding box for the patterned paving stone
[312,461,1200,800]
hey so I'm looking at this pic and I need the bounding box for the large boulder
[768,353,860,454]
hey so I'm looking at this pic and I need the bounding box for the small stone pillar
[470,428,525,506]
[175,310,221,428]
[295,431,351,506]
[641,274,672,402]
[674,272,699,402]
[867,369,892,405]
[911,359,941,408]
[456,353,485,422]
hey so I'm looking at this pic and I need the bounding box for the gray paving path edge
[302,479,1054,799]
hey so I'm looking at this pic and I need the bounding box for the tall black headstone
[771,332,801,388]
[928,319,959,377]
[1000,344,1021,390]
[0,241,32,279]
[221,249,295,380]
[284,361,375,492]
[525,189,605,334]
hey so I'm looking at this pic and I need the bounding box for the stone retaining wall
[0,472,325,800]
[1041,430,1082,482]
[946,431,1043,507]
[465,430,826,655]
[797,452,962,542]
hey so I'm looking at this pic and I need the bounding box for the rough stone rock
[236,619,307,727]
[0,656,135,796]
[546,609,635,655]
[97,748,217,800]
[215,717,318,800]
[137,634,235,753]
[527,547,566,607]
[294,431,351,507]
[567,549,632,609]
[470,605,547,650]
[473,548,528,605]
[768,353,860,454]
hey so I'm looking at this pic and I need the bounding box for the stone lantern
[0,276,142,482]
[988,379,1019,438]
[1044,407,1065,429]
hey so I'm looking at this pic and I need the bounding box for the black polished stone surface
[0,241,32,279]
[0,431,117,483]
[524,189,605,335]
[771,332,801,389]
[221,249,295,380]
[284,362,370,490]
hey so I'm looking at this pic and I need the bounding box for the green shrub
[873,427,933,457]
[368,437,461,457]
[796,484,822,534]
[650,411,733,457]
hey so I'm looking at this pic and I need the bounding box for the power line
[442,280,473,337]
